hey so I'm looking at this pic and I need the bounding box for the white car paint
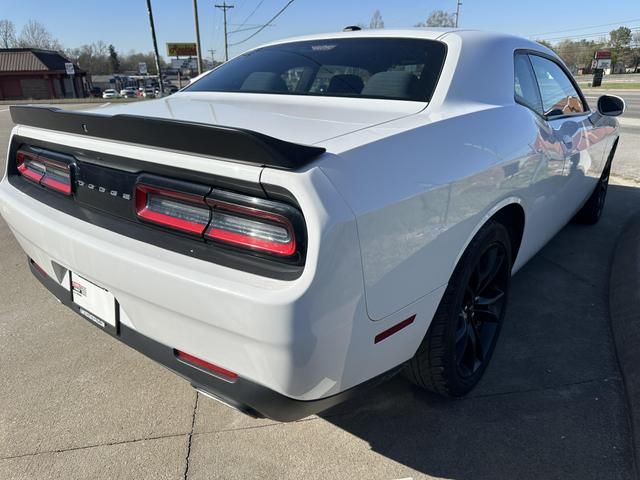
[102,89,119,99]
[0,29,620,408]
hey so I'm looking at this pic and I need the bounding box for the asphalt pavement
[0,99,639,479]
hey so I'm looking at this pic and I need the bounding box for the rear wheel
[572,160,611,225]
[405,220,512,396]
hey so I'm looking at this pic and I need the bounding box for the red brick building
[0,48,87,100]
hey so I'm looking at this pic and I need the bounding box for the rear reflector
[374,315,416,344]
[205,201,296,256]
[175,350,238,382]
[16,149,72,195]
[135,184,210,235]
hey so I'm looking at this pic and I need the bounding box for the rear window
[185,38,447,102]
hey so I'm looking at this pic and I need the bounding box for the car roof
[258,28,542,49]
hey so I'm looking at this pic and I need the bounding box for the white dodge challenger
[0,29,624,421]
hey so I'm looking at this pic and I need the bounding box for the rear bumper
[1,138,444,414]
[29,259,395,421]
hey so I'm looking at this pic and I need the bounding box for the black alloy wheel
[405,220,512,397]
[455,242,508,379]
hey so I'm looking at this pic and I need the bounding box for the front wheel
[405,220,512,397]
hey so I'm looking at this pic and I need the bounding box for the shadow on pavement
[320,183,640,480]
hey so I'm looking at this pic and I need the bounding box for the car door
[513,53,569,256]
[528,54,608,223]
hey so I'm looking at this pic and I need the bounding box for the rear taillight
[135,184,210,235]
[205,201,296,256]
[134,175,304,259]
[16,148,72,195]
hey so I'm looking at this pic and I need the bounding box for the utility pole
[215,2,234,62]
[455,0,462,28]
[208,49,216,65]
[145,0,165,95]
[193,0,203,74]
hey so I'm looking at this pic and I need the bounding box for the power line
[230,0,266,34]
[538,27,640,42]
[528,18,640,38]
[229,23,274,35]
[229,0,297,47]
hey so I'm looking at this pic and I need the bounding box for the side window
[529,55,585,117]
[514,54,543,115]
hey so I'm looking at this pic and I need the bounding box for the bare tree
[369,10,384,29]
[416,10,456,28]
[0,19,16,48]
[17,19,62,50]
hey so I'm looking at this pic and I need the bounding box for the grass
[579,83,640,90]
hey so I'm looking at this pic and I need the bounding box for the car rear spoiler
[10,105,326,170]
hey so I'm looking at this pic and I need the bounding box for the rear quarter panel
[320,104,548,320]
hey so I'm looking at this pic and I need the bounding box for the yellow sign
[167,43,197,57]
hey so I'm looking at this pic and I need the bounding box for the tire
[404,220,512,397]
[571,159,611,225]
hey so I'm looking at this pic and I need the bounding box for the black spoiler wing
[10,106,326,170]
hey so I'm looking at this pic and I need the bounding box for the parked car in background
[101,89,119,99]
[120,87,137,98]
[153,85,178,96]
[88,86,102,98]
[0,29,625,422]
[142,87,155,98]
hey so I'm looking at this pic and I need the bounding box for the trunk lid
[94,91,425,146]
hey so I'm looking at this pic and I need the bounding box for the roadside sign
[64,62,75,75]
[167,43,197,57]
[595,50,611,60]
[138,62,148,75]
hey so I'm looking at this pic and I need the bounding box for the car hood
[92,91,426,145]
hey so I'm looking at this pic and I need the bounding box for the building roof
[0,48,82,73]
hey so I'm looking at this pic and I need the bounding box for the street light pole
[193,0,203,74]
[455,0,462,28]
[215,2,234,62]
[145,0,165,95]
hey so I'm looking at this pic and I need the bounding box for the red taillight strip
[41,176,72,195]
[205,200,296,256]
[16,149,72,195]
[16,151,44,183]
[374,315,416,344]
[17,161,44,183]
[135,184,209,235]
[175,350,238,382]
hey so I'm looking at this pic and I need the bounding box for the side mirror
[597,95,625,117]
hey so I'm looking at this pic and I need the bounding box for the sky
[2,0,639,62]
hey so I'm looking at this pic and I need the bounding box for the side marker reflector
[374,315,416,344]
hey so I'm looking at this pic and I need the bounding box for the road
[0,100,639,479]
[584,89,640,181]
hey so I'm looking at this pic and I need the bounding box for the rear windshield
[185,38,447,102]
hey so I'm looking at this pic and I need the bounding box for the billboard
[167,43,197,57]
